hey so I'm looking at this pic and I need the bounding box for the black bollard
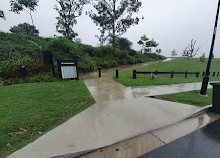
[116,69,119,79]
[98,67,101,78]
[133,70,136,79]
[196,72,200,78]
[185,71,188,78]
[213,72,216,77]
[171,71,174,78]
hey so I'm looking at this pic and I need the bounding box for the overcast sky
[0,0,220,58]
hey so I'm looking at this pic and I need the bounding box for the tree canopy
[108,36,132,50]
[10,23,39,36]
[89,0,142,46]
[138,35,158,53]
[10,0,39,26]
[55,0,89,38]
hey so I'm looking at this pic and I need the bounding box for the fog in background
[0,0,220,58]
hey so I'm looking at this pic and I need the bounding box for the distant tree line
[1,0,164,53]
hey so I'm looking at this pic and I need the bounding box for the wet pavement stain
[139,119,220,158]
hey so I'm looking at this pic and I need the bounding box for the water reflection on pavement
[81,59,211,102]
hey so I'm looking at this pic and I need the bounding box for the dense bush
[2,74,59,86]
[78,56,97,72]
[0,32,166,82]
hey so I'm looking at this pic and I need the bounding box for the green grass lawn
[114,58,220,86]
[156,89,212,107]
[0,81,95,158]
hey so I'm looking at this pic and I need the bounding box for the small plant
[182,39,200,58]
[137,35,158,53]
[200,53,205,62]
[171,49,178,57]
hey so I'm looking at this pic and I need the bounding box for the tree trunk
[112,0,116,48]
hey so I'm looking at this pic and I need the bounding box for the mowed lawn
[114,58,220,86]
[0,81,95,158]
[156,89,212,107]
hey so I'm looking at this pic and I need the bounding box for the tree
[89,0,142,47]
[182,39,200,58]
[156,48,162,54]
[137,35,158,53]
[200,53,205,62]
[95,29,109,46]
[10,23,39,36]
[108,36,132,50]
[0,10,6,20]
[55,0,89,38]
[171,49,178,57]
[10,0,39,26]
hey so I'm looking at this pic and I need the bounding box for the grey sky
[0,0,220,58]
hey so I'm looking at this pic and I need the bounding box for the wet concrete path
[82,59,212,102]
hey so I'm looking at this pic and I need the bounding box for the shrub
[48,37,82,60]
[94,57,118,69]
[2,74,59,86]
[78,56,97,72]
[0,52,51,80]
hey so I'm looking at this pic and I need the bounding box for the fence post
[98,67,101,78]
[133,70,136,79]
[171,71,174,78]
[116,69,119,79]
[213,72,216,77]
[196,72,199,78]
[185,71,188,78]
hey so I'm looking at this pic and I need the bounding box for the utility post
[200,0,220,95]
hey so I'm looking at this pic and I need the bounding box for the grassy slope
[156,89,212,107]
[114,58,220,86]
[0,81,95,158]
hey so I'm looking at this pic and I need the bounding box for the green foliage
[109,36,132,50]
[10,0,39,26]
[48,37,82,60]
[55,0,89,38]
[138,35,158,53]
[0,10,5,20]
[0,81,95,157]
[3,74,59,85]
[0,32,166,79]
[89,0,142,46]
[0,52,51,80]
[10,23,39,36]
[78,56,97,72]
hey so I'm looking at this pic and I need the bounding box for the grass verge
[0,81,95,158]
[113,58,220,86]
[155,89,212,107]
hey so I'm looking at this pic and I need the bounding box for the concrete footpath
[8,97,202,158]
